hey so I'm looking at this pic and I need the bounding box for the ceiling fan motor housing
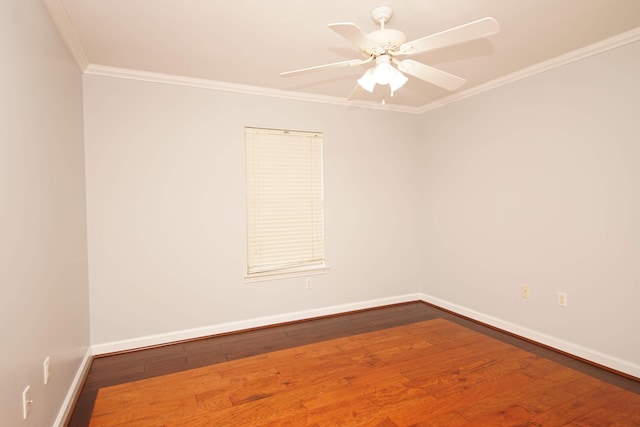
[367,28,407,52]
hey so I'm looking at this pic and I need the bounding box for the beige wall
[83,40,640,377]
[83,76,423,348]
[419,40,640,372]
[0,1,89,426]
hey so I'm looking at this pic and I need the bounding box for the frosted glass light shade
[374,63,393,85]
[357,68,377,93]
[389,69,408,92]
[357,64,408,93]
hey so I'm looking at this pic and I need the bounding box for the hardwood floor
[67,302,640,426]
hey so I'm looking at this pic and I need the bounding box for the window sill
[245,265,330,283]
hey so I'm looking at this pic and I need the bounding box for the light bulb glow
[357,54,408,95]
[374,63,393,85]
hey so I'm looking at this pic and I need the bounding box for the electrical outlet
[305,278,312,289]
[22,385,32,420]
[44,356,50,385]
[521,285,530,299]
[558,292,568,307]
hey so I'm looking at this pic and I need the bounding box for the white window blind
[245,127,325,277]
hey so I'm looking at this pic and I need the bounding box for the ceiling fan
[281,5,500,98]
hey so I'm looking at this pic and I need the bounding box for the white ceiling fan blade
[281,57,372,77]
[328,23,379,52]
[396,59,466,91]
[398,17,499,55]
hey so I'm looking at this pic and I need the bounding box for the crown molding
[84,64,423,114]
[85,23,640,115]
[418,26,640,114]
[44,0,639,115]
[41,0,88,71]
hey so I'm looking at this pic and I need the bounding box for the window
[245,127,327,281]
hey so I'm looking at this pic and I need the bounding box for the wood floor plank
[87,318,640,426]
[68,302,639,426]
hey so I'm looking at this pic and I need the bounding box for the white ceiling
[45,0,640,112]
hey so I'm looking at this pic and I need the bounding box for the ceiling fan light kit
[357,54,408,95]
[281,5,500,101]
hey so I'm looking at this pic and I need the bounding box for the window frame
[244,127,329,283]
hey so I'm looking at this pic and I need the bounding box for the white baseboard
[91,293,423,355]
[54,346,93,427]
[89,292,638,379]
[418,293,640,379]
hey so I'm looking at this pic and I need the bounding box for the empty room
[2,1,639,426]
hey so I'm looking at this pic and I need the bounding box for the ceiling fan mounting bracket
[371,5,393,27]
[366,6,405,54]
